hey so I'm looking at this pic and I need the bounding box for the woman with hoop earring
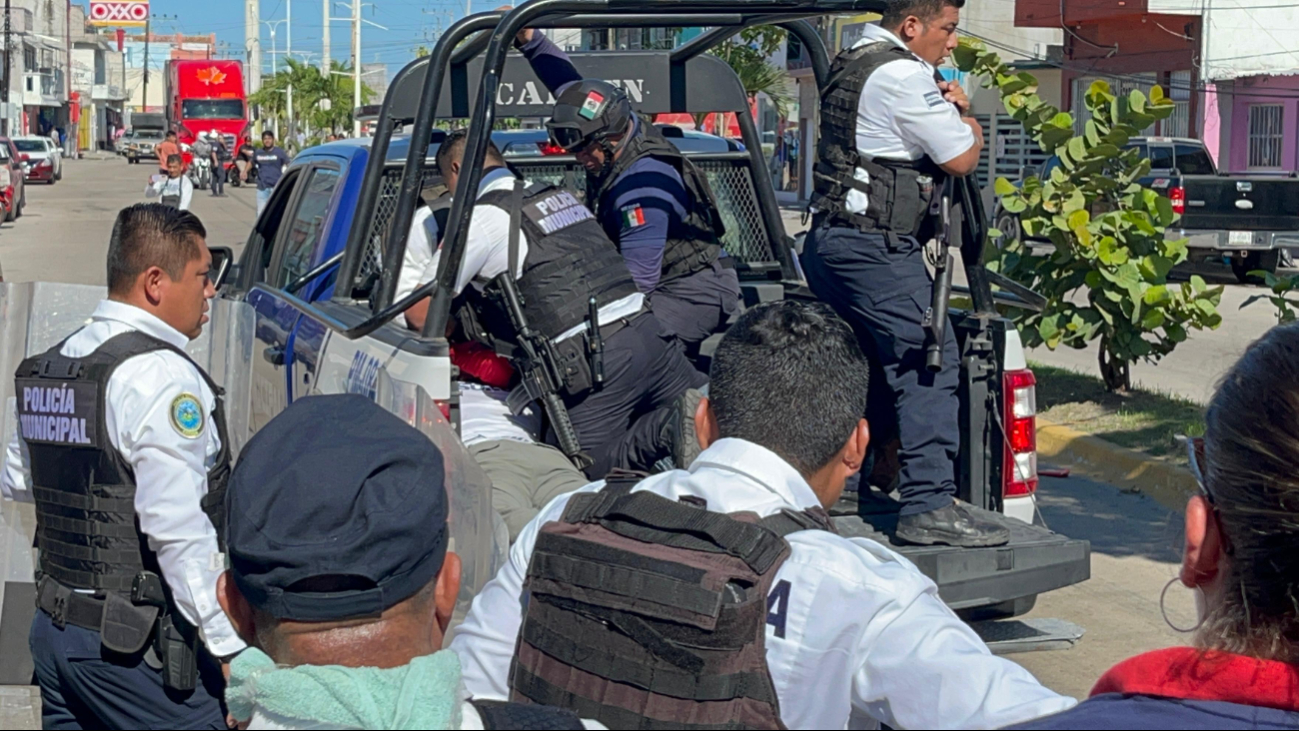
[1018,323,1299,729]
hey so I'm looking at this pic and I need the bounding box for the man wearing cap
[216,394,602,730]
[3,204,238,729]
[515,28,742,362]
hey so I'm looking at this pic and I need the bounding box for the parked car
[993,137,1299,283]
[125,129,166,164]
[13,136,60,183]
[0,138,27,222]
[115,130,136,156]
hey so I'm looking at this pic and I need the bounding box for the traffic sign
[89,1,150,27]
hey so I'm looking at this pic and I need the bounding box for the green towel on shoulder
[226,647,464,730]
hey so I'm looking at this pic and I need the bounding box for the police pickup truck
[214,6,1088,644]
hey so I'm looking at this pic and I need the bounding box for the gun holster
[155,614,199,692]
[131,571,199,692]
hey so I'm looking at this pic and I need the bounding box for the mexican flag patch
[580,91,606,120]
[622,205,646,228]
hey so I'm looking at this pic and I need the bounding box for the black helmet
[546,79,633,155]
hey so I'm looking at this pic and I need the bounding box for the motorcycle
[189,154,213,191]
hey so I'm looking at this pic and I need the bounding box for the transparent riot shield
[375,368,507,629]
[185,297,257,460]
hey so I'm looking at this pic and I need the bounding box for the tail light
[1003,369,1039,497]
[536,141,568,156]
[1169,186,1185,215]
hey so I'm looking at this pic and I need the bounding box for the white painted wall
[960,0,1061,61]
[1150,0,1299,81]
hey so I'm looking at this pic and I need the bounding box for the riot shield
[374,368,507,630]
[185,297,257,460]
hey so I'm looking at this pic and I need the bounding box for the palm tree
[696,28,794,131]
[250,59,374,142]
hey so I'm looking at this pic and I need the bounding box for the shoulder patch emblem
[170,393,205,439]
[621,204,646,229]
[924,90,946,108]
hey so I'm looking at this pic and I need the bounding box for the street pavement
[0,162,1211,723]
[0,154,256,286]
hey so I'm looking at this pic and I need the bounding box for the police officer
[516,29,742,361]
[402,130,707,478]
[449,301,1075,729]
[800,0,1008,547]
[2,204,242,729]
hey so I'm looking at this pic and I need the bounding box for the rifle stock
[492,272,593,471]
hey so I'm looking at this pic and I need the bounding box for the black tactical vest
[593,121,728,282]
[810,41,945,237]
[508,473,836,730]
[477,179,640,342]
[15,330,232,595]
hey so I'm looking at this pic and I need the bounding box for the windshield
[181,99,245,119]
[13,140,45,152]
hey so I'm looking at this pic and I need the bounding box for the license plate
[1229,231,1253,246]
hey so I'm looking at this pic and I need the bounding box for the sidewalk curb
[1037,416,1197,513]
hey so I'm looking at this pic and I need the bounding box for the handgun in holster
[132,571,199,692]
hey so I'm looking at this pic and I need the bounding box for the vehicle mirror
[209,246,234,291]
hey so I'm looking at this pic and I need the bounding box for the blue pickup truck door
[247,163,344,431]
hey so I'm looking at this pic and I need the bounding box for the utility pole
[2,0,10,135]
[245,0,261,98]
[286,0,294,142]
[263,19,286,138]
[142,14,150,113]
[322,0,330,73]
[351,0,360,136]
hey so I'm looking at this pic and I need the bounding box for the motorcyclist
[190,133,212,190]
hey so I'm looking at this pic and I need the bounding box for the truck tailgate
[1180,176,1299,231]
[832,500,1090,610]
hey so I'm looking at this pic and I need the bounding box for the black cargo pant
[650,259,743,361]
[801,223,959,516]
[557,312,708,479]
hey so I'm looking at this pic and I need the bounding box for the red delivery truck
[165,60,249,170]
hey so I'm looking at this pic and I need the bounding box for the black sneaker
[660,388,705,470]
[895,501,1011,547]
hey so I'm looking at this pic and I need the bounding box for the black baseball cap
[225,394,449,621]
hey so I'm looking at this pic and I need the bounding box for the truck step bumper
[832,504,1091,610]
[972,617,1086,655]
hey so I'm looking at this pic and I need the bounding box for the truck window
[274,167,342,290]
[1174,144,1216,175]
[181,99,246,119]
[1147,145,1175,171]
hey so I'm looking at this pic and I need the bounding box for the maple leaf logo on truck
[196,67,227,86]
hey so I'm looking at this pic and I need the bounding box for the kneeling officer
[2,203,243,729]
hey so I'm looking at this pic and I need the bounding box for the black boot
[895,501,1010,547]
[659,388,705,470]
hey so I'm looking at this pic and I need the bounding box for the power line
[962,29,1299,101]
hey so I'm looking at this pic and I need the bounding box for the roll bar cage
[314,0,1003,347]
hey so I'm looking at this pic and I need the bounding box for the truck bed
[831,490,1091,611]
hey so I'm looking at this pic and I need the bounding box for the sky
[135,0,485,74]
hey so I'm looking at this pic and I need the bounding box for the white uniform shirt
[397,205,437,322]
[145,174,195,211]
[847,25,976,215]
[450,438,1075,730]
[2,300,247,659]
[460,383,541,448]
[407,166,644,341]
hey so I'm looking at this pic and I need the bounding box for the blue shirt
[521,32,697,294]
[1015,694,1299,730]
[255,146,291,190]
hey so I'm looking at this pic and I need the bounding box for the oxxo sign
[89,1,150,27]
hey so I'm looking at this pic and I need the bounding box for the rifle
[494,271,593,471]
[923,191,954,372]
